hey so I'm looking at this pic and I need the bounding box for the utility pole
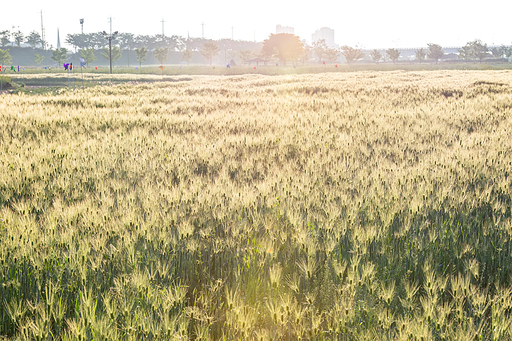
[103,30,118,74]
[161,18,166,36]
[40,10,46,50]
[202,22,205,39]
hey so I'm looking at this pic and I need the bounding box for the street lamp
[102,30,118,74]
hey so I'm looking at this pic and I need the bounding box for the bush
[0,75,12,89]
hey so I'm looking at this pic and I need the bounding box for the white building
[276,25,294,35]
[311,27,336,48]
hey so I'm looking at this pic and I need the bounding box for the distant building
[312,27,336,48]
[57,28,61,49]
[276,25,294,35]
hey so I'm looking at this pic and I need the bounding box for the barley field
[1,70,512,340]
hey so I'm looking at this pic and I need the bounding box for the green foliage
[79,48,97,66]
[370,49,382,63]
[181,49,194,64]
[153,47,169,65]
[459,40,489,62]
[428,43,444,63]
[504,46,512,58]
[100,46,122,65]
[340,45,364,64]
[386,48,400,63]
[324,47,340,63]
[25,31,42,48]
[200,42,220,65]
[261,33,304,65]
[301,45,311,65]
[12,30,24,47]
[0,48,12,65]
[0,30,10,47]
[237,49,252,64]
[66,33,107,50]
[490,46,506,59]
[34,53,45,66]
[135,46,148,67]
[51,48,68,67]
[458,45,473,60]
[0,75,12,88]
[415,48,427,62]
[312,39,328,62]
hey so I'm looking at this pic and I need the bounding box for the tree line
[262,36,512,65]
[1,28,511,67]
[1,30,46,49]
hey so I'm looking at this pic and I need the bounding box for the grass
[0,70,512,340]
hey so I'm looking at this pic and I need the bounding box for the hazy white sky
[3,0,511,49]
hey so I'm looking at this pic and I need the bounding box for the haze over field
[4,0,512,49]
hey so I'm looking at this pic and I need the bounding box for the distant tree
[66,34,89,50]
[0,30,10,47]
[101,46,122,65]
[117,33,135,66]
[386,48,400,63]
[150,34,180,51]
[370,49,382,63]
[200,42,220,65]
[92,32,110,49]
[301,45,311,65]
[25,31,42,48]
[501,45,510,58]
[415,48,426,62]
[324,47,340,63]
[80,48,97,66]
[135,35,151,50]
[458,40,489,62]
[490,46,505,59]
[427,43,444,64]
[504,45,512,59]
[237,49,253,64]
[67,32,111,50]
[469,40,489,62]
[182,49,194,64]
[135,47,148,67]
[261,34,303,65]
[457,45,473,60]
[51,48,68,67]
[153,47,169,65]
[312,39,328,62]
[340,45,364,64]
[0,49,12,65]
[34,53,45,66]
[183,37,204,52]
[13,30,24,47]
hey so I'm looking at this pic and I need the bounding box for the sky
[3,0,512,49]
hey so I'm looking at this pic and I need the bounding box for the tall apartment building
[311,27,336,48]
